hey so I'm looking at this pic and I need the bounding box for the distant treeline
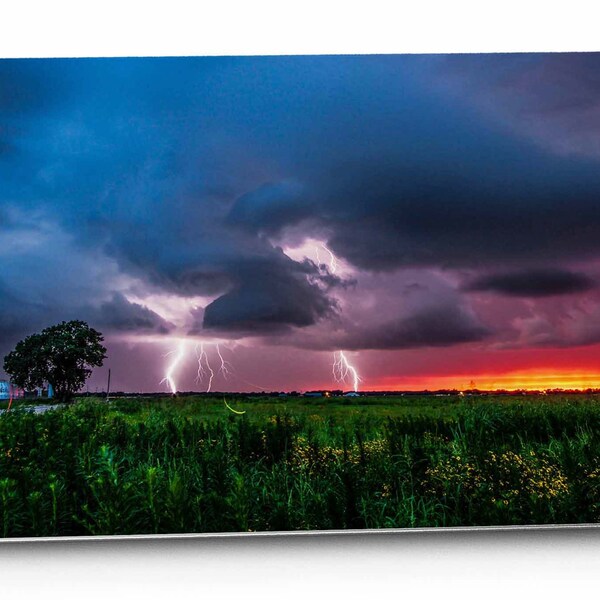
[73,388,600,398]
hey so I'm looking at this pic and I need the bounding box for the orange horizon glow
[370,369,600,392]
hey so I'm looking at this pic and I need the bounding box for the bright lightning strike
[321,244,337,273]
[161,340,187,394]
[194,342,237,392]
[216,344,233,379]
[315,243,338,273]
[195,343,215,392]
[161,339,240,394]
[333,351,361,392]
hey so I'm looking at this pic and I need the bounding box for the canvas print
[2,53,600,538]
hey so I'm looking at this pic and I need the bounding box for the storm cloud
[90,293,175,334]
[337,304,490,351]
[433,53,600,158]
[198,256,341,335]
[464,269,596,297]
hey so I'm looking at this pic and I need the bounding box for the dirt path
[0,403,65,415]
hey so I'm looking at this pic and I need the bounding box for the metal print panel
[1,53,600,538]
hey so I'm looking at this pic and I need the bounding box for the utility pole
[106,369,111,402]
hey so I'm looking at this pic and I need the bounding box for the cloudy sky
[3,53,600,392]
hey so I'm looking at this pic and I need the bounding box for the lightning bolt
[161,340,187,394]
[161,339,265,395]
[194,342,238,392]
[333,351,361,392]
[321,244,337,273]
[216,344,233,380]
[315,243,338,274]
[195,343,215,392]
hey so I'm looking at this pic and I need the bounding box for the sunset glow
[374,370,600,392]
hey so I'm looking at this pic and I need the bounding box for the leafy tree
[3,320,107,402]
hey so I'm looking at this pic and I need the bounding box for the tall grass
[0,396,599,536]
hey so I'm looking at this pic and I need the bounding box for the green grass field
[1,393,600,537]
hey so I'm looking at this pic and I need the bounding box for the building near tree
[0,380,24,400]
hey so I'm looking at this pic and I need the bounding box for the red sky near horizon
[356,343,600,392]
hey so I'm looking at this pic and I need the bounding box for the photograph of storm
[5,53,600,536]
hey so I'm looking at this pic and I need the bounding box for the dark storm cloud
[231,154,600,272]
[4,54,600,358]
[507,303,600,350]
[287,297,491,352]
[273,270,491,352]
[200,257,341,335]
[432,53,600,157]
[370,151,596,269]
[0,207,175,353]
[227,181,313,234]
[0,285,173,341]
[342,304,490,351]
[214,55,600,273]
[464,269,596,297]
[0,282,174,370]
[89,293,175,334]
[0,282,45,338]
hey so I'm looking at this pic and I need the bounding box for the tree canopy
[3,320,107,402]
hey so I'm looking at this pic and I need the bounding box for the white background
[1,528,600,598]
[2,2,600,597]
